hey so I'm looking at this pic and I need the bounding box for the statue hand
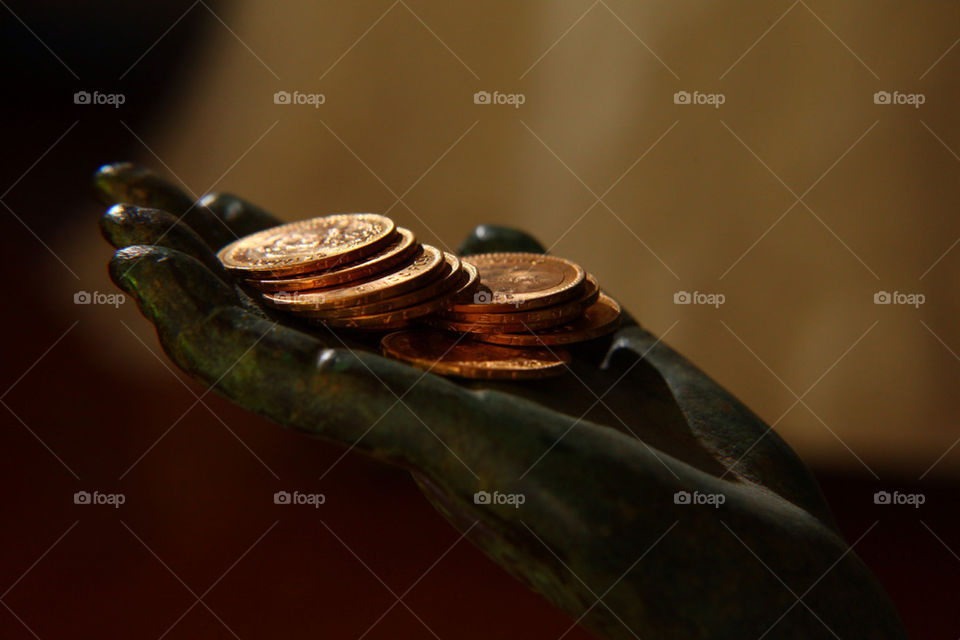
[95,162,904,639]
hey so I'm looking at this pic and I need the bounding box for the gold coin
[427,313,575,334]
[319,260,479,330]
[380,329,570,379]
[262,245,445,311]
[247,228,418,291]
[301,252,461,319]
[217,213,395,277]
[470,293,622,346]
[451,252,585,312]
[443,275,599,325]
[447,260,480,299]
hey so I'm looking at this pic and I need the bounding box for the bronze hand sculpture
[95,162,905,639]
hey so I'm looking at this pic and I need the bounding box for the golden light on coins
[217,214,622,380]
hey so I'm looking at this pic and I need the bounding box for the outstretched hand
[95,162,904,639]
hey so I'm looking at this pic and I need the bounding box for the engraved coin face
[453,253,585,312]
[217,213,395,277]
[261,245,445,310]
[380,329,570,379]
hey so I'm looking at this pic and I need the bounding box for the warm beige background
[71,0,960,476]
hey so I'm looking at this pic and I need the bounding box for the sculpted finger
[93,162,237,249]
[94,162,193,212]
[108,245,238,349]
[101,204,227,277]
[199,192,281,240]
[458,224,546,255]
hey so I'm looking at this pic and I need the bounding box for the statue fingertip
[107,245,152,294]
[92,162,142,206]
[458,224,546,255]
[94,161,135,179]
[100,204,131,248]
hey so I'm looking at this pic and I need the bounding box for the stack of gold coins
[216,213,479,330]
[217,216,623,379]
[427,253,622,346]
[381,252,623,380]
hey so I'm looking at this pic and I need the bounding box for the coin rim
[443,275,599,325]
[319,259,479,329]
[469,293,622,346]
[247,228,419,291]
[262,244,447,311]
[302,252,461,319]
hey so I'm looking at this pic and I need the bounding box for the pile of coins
[429,252,621,347]
[216,213,622,379]
[217,214,479,330]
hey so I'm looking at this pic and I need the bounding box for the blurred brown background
[2,0,959,637]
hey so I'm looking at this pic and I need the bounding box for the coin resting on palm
[380,329,570,379]
[216,213,622,379]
